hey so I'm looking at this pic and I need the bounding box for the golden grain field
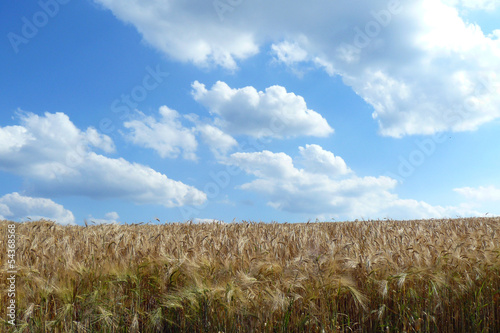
[1,217,499,332]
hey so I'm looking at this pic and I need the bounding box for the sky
[0,0,499,225]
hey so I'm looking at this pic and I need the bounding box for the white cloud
[123,106,198,160]
[193,218,225,224]
[20,111,115,154]
[95,0,500,137]
[454,185,500,201]
[196,123,238,158]
[191,81,333,138]
[0,192,75,225]
[271,40,337,76]
[0,203,12,218]
[124,108,237,160]
[271,41,308,65]
[0,125,33,154]
[85,127,115,153]
[333,0,500,137]
[88,211,120,224]
[230,150,300,180]
[298,144,352,177]
[94,0,259,70]
[444,0,499,11]
[0,112,206,207]
[228,146,480,219]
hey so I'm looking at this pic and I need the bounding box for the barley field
[1,217,499,332]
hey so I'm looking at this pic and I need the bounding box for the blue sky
[1,0,499,225]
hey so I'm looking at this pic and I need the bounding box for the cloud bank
[455,185,500,201]
[94,0,500,137]
[0,111,206,207]
[228,145,480,219]
[0,192,75,225]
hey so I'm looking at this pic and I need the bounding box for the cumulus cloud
[0,112,206,207]
[191,81,333,138]
[123,106,198,160]
[454,185,500,201]
[0,192,75,225]
[196,123,238,158]
[88,211,120,224]
[228,146,480,219]
[298,144,352,177]
[0,125,33,154]
[94,0,259,70]
[95,0,500,137]
[271,41,308,65]
[124,107,238,160]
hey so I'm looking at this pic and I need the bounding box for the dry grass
[1,217,499,332]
